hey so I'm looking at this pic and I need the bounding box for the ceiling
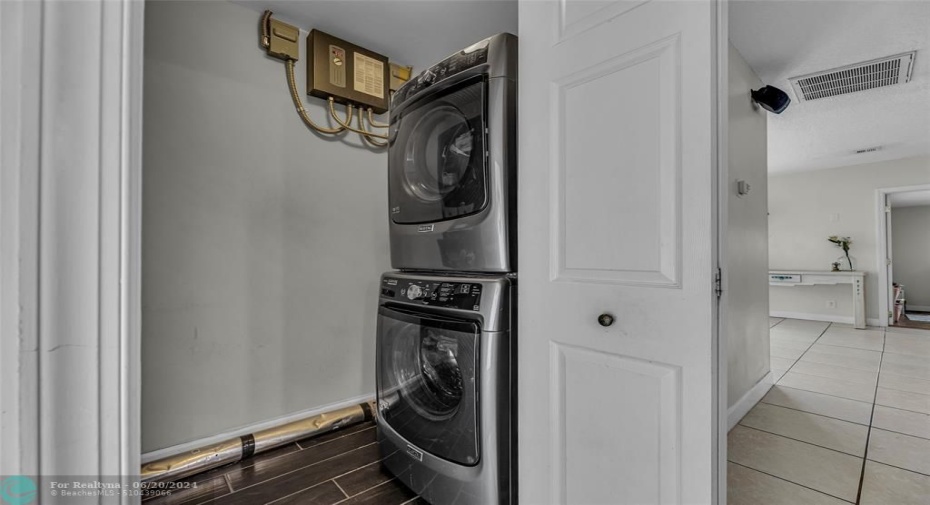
[730,1,930,174]
[234,0,517,70]
[890,189,930,208]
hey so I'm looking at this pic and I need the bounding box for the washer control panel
[381,277,482,311]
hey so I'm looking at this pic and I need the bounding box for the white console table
[769,270,866,329]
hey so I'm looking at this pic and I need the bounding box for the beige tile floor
[728,318,930,504]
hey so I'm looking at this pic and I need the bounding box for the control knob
[407,285,425,300]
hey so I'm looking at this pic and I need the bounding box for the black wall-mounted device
[307,30,391,114]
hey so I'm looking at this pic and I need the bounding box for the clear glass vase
[836,254,855,271]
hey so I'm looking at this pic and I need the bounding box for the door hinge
[714,267,723,299]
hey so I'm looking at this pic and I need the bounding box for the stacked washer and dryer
[375,33,517,505]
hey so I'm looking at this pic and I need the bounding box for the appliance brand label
[417,224,434,233]
[406,444,424,461]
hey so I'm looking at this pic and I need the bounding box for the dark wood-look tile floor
[144,421,426,505]
[893,311,930,330]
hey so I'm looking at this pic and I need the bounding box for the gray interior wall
[726,44,770,408]
[141,1,395,452]
[768,156,930,322]
[891,205,930,309]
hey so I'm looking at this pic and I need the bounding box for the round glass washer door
[377,306,480,465]
[392,325,465,421]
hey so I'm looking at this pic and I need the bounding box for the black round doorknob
[598,313,615,327]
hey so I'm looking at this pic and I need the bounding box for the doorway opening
[877,185,930,331]
[727,1,930,503]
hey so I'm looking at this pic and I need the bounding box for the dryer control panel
[393,38,490,106]
[381,277,482,311]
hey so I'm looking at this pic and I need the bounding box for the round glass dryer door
[376,306,479,465]
[389,77,487,224]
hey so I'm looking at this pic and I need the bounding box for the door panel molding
[550,34,682,287]
[550,342,681,504]
[555,0,652,44]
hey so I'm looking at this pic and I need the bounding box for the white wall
[769,156,930,323]
[142,1,394,452]
[891,205,930,309]
[726,44,770,409]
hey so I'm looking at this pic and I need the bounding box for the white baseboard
[727,372,773,431]
[908,305,930,313]
[141,393,375,464]
[770,311,883,328]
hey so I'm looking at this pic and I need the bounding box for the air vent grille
[854,146,883,155]
[789,51,916,101]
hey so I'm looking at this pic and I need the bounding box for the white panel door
[518,1,721,503]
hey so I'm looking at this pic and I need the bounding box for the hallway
[728,319,930,504]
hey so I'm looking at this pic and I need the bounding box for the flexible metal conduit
[141,401,376,484]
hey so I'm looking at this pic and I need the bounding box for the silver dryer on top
[387,33,517,273]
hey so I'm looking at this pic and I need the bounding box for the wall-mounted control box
[307,30,390,114]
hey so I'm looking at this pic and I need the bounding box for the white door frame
[0,0,143,494]
[875,183,930,327]
[714,1,729,501]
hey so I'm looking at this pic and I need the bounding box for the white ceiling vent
[789,51,917,102]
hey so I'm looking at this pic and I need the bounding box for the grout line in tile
[773,381,878,407]
[224,473,234,495]
[296,425,376,450]
[332,479,350,498]
[809,340,884,352]
[263,479,338,505]
[756,399,871,426]
[863,458,930,479]
[328,458,387,484]
[726,460,856,504]
[864,424,930,442]
[331,478,398,505]
[745,400,870,426]
[230,441,380,496]
[854,326,884,505]
[736,424,866,459]
[169,476,236,505]
[872,402,930,416]
[773,323,832,383]
[770,383,880,406]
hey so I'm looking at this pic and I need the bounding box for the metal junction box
[307,29,390,114]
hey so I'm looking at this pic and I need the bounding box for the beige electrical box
[390,63,413,93]
[267,18,300,61]
[307,29,390,114]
